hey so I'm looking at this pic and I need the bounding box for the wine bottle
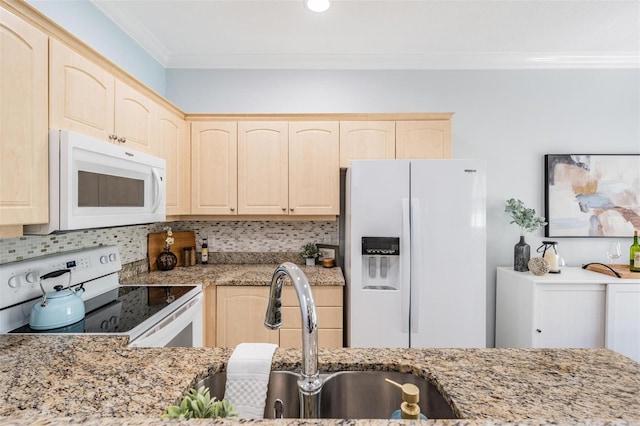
[631,230,640,272]
[201,238,209,264]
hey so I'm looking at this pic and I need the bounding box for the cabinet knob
[281,207,286,211]
[108,134,117,141]
[536,329,542,333]
[290,208,294,212]
[230,207,235,212]
[117,137,126,143]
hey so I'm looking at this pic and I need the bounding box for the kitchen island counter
[0,335,638,424]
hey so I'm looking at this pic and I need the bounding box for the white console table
[496,266,640,362]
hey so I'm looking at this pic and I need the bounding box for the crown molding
[90,0,170,66]
[165,51,640,70]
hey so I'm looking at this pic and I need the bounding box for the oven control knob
[8,275,21,289]
[108,253,117,262]
[100,255,108,264]
[25,272,39,284]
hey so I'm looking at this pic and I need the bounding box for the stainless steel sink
[193,370,455,419]
[194,370,301,418]
[320,370,455,419]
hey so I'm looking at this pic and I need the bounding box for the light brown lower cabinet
[214,285,343,348]
[203,285,217,347]
[216,286,279,347]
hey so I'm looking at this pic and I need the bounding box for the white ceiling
[90,0,640,70]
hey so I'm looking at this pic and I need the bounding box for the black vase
[514,236,530,272]
[156,247,177,271]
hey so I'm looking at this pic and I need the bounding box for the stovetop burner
[9,285,197,334]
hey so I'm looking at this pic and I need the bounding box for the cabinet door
[339,121,395,168]
[216,286,279,347]
[606,284,640,362]
[534,284,606,348]
[238,122,288,215]
[191,122,238,215]
[203,285,216,347]
[0,9,48,228]
[49,39,115,141]
[114,79,154,153]
[396,120,451,159]
[156,106,190,215]
[280,286,343,348]
[289,122,340,215]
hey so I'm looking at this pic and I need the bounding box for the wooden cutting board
[582,263,640,279]
[147,231,196,270]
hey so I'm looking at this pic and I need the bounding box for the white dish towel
[224,342,278,419]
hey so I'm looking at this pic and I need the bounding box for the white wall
[167,68,640,346]
[27,0,166,95]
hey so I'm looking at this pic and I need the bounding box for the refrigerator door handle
[410,198,421,333]
[401,198,411,333]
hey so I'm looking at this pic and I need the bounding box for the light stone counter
[119,264,345,287]
[0,335,639,425]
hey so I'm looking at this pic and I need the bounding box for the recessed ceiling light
[305,0,330,13]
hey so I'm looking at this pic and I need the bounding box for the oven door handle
[128,293,203,348]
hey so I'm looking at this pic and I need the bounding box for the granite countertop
[0,335,639,425]
[119,264,345,287]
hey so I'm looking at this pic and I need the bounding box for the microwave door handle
[151,167,162,213]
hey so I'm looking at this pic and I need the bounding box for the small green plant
[301,242,320,259]
[505,198,548,236]
[162,386,237,419]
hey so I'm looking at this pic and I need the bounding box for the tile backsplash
[0,221,339,265]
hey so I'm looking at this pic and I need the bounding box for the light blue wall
[27,0,166,95]
[12,0,640,345]
[167,68,640,345]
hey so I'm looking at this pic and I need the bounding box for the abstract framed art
[544,154,640,237]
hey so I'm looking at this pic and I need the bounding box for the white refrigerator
[345,160,486,348]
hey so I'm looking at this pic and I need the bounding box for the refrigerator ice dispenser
[361,237,400,290]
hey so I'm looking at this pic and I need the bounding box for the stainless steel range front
[0,246,203,347]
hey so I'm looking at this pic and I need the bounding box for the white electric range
[0,245,203,347]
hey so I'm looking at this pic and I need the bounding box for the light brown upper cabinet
[193,120,339,217]
[0,9,48,233]
[289,122,340,215]
[339,121,396,168]
[156,106,190,216]
[395,120,451,159]
[49,39,154,153]
[238,122,289,215]
[191,122,238,215]
[114,79,154,153]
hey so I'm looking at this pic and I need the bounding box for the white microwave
[25,130,166,235]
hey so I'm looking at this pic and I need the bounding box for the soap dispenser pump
[385,378,428,420]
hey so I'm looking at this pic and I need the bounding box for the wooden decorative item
[148,231,195,270]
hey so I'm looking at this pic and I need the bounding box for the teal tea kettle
[29,269,85,330]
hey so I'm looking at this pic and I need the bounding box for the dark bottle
[201,238,209,264]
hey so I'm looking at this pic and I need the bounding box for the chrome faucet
[264,262,321,418]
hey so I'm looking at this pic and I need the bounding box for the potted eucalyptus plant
[505,198,547,272]
[301,243,320,266]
